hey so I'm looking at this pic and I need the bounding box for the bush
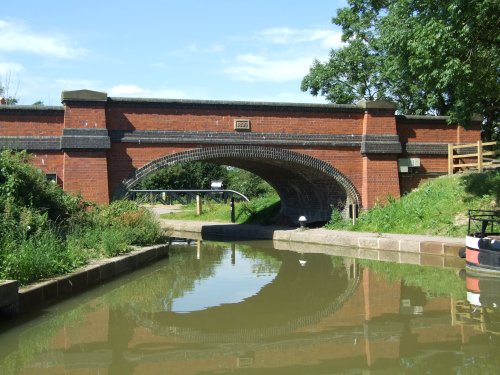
[65,200,165,258]
[0,150,81,223]
[0,150,166,285]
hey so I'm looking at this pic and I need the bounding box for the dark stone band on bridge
[360,134,402,154]
[403,142,449,155]
[60,128,111,150]
[109,130,364,147]
[0,136,61,150]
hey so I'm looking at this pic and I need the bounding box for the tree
[0,72,19,105]
[226,168,275,198]
[301,0,499,137]
[139,162,228,190]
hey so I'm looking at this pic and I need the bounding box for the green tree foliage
[301,0,499,135]
[139,162,228,190]
[138,162,275,198]
[227,168,275,198]
[0,150,165,284]
[0,150,81,226]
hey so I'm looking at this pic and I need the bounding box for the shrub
[0,151,166,285]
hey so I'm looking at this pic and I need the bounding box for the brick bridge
[0,90,480,224]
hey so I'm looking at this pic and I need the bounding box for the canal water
[1,240,499,374]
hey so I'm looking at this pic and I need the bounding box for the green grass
[327,170,500,237]
[161,194,281,225]
[0,150,167,285]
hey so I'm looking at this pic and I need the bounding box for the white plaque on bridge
[234,119,251,131]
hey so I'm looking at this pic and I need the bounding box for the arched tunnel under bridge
[114,146,361,225]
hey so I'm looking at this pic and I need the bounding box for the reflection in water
[0,240,499,374]
[170,247,277,312]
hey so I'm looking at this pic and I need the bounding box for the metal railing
[448,140,498,175]
[129,189,249,205]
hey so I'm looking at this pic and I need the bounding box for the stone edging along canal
[161,219,465,260]
[0,244,168,317]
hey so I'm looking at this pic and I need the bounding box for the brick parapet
[107,96,362,113]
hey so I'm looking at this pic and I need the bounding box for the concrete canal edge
[0,244,168,317]
[162,219,465,269]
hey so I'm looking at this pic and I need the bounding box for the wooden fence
[448,140,497,175]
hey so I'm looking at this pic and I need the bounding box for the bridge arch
[113,145,361,225]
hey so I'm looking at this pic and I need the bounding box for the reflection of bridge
[0,89,481,223]
[6,242,496,375]
[129,250,360,343]
[12,251,496,375]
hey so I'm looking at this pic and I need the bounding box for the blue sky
[1,1,346,106]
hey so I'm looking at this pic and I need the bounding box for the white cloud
[224,53,314,82]
[222,26,342,83]
[108,84,187,99]
[0,61,24,75]
[257,27,343,49]
[0,19,85,59]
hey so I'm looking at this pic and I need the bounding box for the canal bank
[0,244,168,317]
[161,219,465,260]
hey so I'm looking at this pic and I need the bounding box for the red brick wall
[30,152,65,186]
[363,110,397,135]
[0,112,63,136]
[63,151,109,204]
[397,118,481,144]
[362,155,401,207]
[64,103,107,129]
[106,106,365,134]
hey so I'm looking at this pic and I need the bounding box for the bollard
[230,197,236,223]
[298,216,307,230]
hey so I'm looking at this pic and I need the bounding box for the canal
[1,239,499,374]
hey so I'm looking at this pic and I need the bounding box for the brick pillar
[61,90,111,204]
[359,100,401,208]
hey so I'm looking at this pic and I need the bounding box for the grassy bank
[328,171,499,237]
[160,194,281,225]
[0,150,166,285]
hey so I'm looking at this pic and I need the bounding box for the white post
[196,194,202,215]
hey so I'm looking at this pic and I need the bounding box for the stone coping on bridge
[0,244,168,317]
[161,219,465,260]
